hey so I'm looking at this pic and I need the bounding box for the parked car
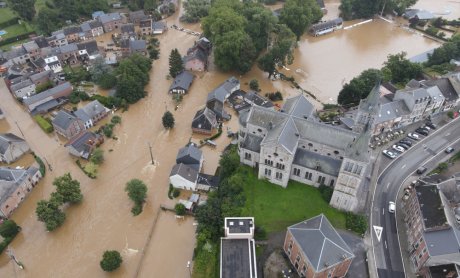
[445,147,455,154]
[421,125,431,131]
[415,128,428,136]
[399,139,412,146]
[392,145,405,153]
[416,166,427,175]
[398,143,410,150]
[383,149,397,159]
[388,201,396,213]
[426,122,437,129]
[407,133,420,140]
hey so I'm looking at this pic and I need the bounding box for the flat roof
[221,238,254,278]
[225,218,253,234]
[416,185,449,230]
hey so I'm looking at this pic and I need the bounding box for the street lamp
[186,261,192,277]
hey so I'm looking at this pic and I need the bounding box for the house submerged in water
[309,18,343,37]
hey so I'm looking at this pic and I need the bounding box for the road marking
[401,164,406,169]
[382,208,385,215]
[385,241,388,249]
[373,225,383,242]
[386,183,390,189]
[446,132,451,136]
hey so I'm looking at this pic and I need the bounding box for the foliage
[265,91,283,101]
[192,242,219,278]
[383,52,423,84]
[115,54,151,104]
[249,79,259,91]
[339,0,416,20]
[35,80,53,94]
[337,68,382,105]
[53,173,83,204]
[90,95,125,110]
[425,26,439,37]
[125,179,147,215]
[102,123,114,138]
[181,0,211,23]
[8,0,36,21]
[168,184,174,199]
[175,203,186,216]
[254,226,267,240]
[323,103,340,110]
[69,90,89,104]
[169,48,183,78]
[76,160,96,179]
[434,162,449,174]
[34,154,46,176]
[172,188,180,198]
[426,35,460,67]
[214,30,256,74]
[90,148,104,165]
[148,47,160,60]
[162,111,175,129]
[90,57,117,89]
[35,199,66,231]
[218,145,241,179]
[36,7,61,35]
[34,115,53,133]
[100,250,122,272]
[111,115,121,125]
[279,0,322,39]
[64,66,91,84]
[0,220,20,238]
[345,212,367,235]
[448,110,454,119]
[318,184,334,203]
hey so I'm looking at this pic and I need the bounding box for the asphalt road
[371,118,460,278]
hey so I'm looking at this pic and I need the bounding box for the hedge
[34,115,53,133]
[0,17,19,29]
[0,31,35,47]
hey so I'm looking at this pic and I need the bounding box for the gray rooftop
[98,13,122,24]
[59,43,78,54]
[129,39,146,51]
[221,238,254,278]
[226,218,253,234]
[241,134,263,153]
[170,163,198,183]
[426,77,459,102]
[169,71,194,91]
[23,82,72,106]
[64,131,98,159]
[293,149,342,177]
[0,167,39,205]
[0,133,26,155]
[152,21,167,30]
[121,23,135,34]
[176,143,202,168]
[10,79,33,92]
[416,185,449,231]
[29,70,53,83]
[52,110,78,130]
[22,41,39,52]
[288,214,355,272]
[281,94,314,118]
[310,18,343,33]
[192,108,218,131]
[207,77,239,103]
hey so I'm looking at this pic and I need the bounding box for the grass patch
[2,23,33,40]
[34,115,54,133]
[192,242,219,278]
[84,162,98,177]
[240,168,346,233]
[0,37,29,51]
[0,8,17,25]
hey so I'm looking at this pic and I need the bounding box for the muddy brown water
[0,1,449,277]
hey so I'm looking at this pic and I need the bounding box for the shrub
[265,91,283,101]
[90,148,104,165]
[111,115,121,125]
[0,220,20,238]
[172,188,180,198]
[448,111,454,119]
[125,179,148,215]
[345,213,367,235]
[318,185,333,203]
[34,115,54,133]
[168,184,174,199]
[175,203,186,216]
[100,250,122,272]
[254,226,267,240]
[249,79,259,91]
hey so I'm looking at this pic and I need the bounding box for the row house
[23,82,72,114]
[58,43,79,65]
[0,133,30,164]
[97,12,123,32]
[128,10,148,25]
[65,131,104,160]
[52,110,85,140]
[119,23,136,40]
[139,19,152,35]
[80,20,104,40]
[43,55,62,73]
[73,100,109,129]
[120,39,147,57]
[63,26,82,43]
[22,41,40,60]
[48,31,68,47]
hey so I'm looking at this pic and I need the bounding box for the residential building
[52,110,86,139]
[98,12,122,32]
[2,47,29,65]
[220,217,257,278]
[128,10,148,25]
[169,71,194,94]
[43,55,63,73]
[120,23,136,40]
[309,18,343,36]
[33,36,50,49]
[23,82,72,114]
[63,26,82,43]
[80,20,104,39]
[0,133,30,164]
[424,86,445,115]
[152,21,167,34]
[22,41,41,60]
[0,167,42,217]
[29,70,54,86]
[58,43,79,65]
[239,87,376,211]
[184,37,212,72]
[73,100,109,129]
[196,173,219,191]
[10,79,35,98]
[394,87,431,123]
[284,214,355,278]
[176,143,203,171]
[77,40,100,61]
[169,163,199,191]
[120,39,147,57]
[48,32,68,47]
[65,131,103,159]
[207,76,240,121]
[139,19,152,35]
[92,11,105,20]
[191,107,218,135]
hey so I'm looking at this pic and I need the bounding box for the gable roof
[23,82,72,106]
[121,23,135,34]
[77,40,99,55]
[176,143,202,164]
[0,167,39,205]
[424,77,459,102]
[281,94,314,118]
[207,77,239,103]
[293,149,342,177]
[64,131,99,159]
[170,163,198,183]
[288,214,354,272]
[129,39,146,51]
[63,26,82,35]
[98,13,122,24]
[169,71,194,91]
[192,108,218,131]
[59,43,78,54]
[52,110,79,130]
[0,133,26,155]
[128,10,147,22]
[152,21,167,30]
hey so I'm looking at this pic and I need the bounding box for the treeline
[339,0,418,20]
[426,35,460,67]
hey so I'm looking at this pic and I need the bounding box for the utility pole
[44,157,52,171]
[7,248,24,270]
[14,121,25,138]
[186,261,192,278]
[148,142,154,165]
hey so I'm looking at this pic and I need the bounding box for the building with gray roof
[176,143,203,171]
[169,163,199,191]
[65,131,103,159]
[309,18,343,36]
[52,110,85,139]
[206,77,239,121]
[192,108,218,135]
[128,10,148,25]
[23,82,72,114]
[0,133,30,164]
[284,214,354,277]
[169,71,194,94]
[73,100,108,129]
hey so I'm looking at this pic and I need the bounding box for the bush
[34,115,54,133]
[175,203,186,216]
[249,79,259,91]
[34,155,46,176]
[265,91,283,101]
[448,110,454,119]
[172,188,180,198]
[162,111,175,129]
[103,124,114,138]
[254,226,267,240]
[90,148,104,165]
[131,203,142,216]
[318,185,333,203]
[0,220,20,238]
[425,26,439,37]
[345,213,367,235]
[100,250,122,272]
[125,179,148,215]
[168,184,174,199]
[111,115,121,125]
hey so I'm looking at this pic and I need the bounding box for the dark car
[415,128,428,136]
[398,143,410,150]
[445,147,455,154]
[416,167,427,175]
[400,139,412,146]
[426,122,437,129]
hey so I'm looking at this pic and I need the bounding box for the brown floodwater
[413,0,460,20]
[0,1,449,277]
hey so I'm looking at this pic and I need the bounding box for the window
[317,176,325,184]
[301,265,307,274]
[305,172,312,180]
[330,179,334,186]
[293,168,300,176]
[264,159,273,166]
[356,166,363,175]
[295,255,301,263]
[245,152,252,160]
[276,163,285,170]
[276,172,283,180]
[264,168,272,177]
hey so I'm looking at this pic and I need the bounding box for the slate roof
[184,47,208,64]
[310,18,343,33]
[98,13,122,24]
[121,23,135,34]
[207,77,239,103]
[29,70,53,83]
[0,167,39,205]
[293,149,342,177]
[10,79,33,92]
[169,71,194,92]
[77,40,99,55]
[81,20,103,32]
[176,143,202,170]
[281,94,314,118]
[197,173,219,188]
[23,82,72,106]
[241,134,263,153]
[74,100,107,122]
[424,78,459,102]
[262,117,298,154]
[128,10,147,22]
[0,133,26,156]
[375,100,410,124]
[129,40,146,51]
[22,41,39,52]
[63,26,82,35]
[64,131,99,159]
[170,163,198,183]
[34,36,49,48]
[52,110,78,130]
[140,19,152,28]
[425,85,444,101]
[152,21,167,31]
[192,108,218,131]
[59,43,78,54]
[288,214,355,272]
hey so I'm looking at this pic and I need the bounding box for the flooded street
[413,0,460,20]
[0,1,450,277]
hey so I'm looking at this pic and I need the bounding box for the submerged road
[371,117,460,278]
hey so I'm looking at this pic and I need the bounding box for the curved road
[371,118,460,278]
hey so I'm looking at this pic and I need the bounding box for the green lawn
[2,23,33,40]
[0,38,29,51]
[241,168,346,233]
[0,8,17,24]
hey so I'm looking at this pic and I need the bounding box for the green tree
[115,54,151,103]
[111,115,122,125]
[36,7,62,35]
[219,146,241,179]
[337,68,382,105]
[36,199,66,231]
[162,111,175,129]
[8,0,36,20]
[144,0,158,12]
[169,48,184,78]
[100,250,122,272]
[214,30,256,74]
[383,52,422,84]
[202,4,246,41]
[249,79,259,91]
[90,148,104,165]
[258,52,276,78]
[242,4,277,53]
[339,0,380,20]
[53,173,83,204]
[175,203,186,216]
[345,212,367,235]
[125,179,147,205]
[279,0,322,40]
[0,220,20,238]
[182,0,211,23]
